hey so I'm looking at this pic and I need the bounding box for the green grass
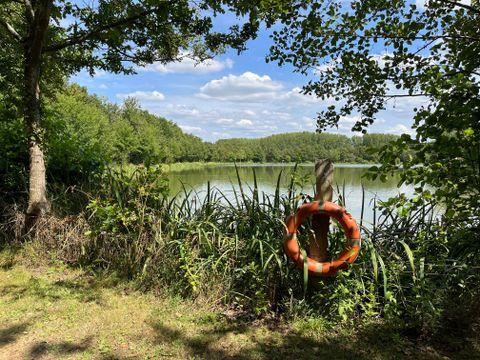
[1,249,477,360]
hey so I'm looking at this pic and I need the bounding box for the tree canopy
[268,0,480,221]
[0,0,277,222]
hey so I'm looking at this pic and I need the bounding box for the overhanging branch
[436,0,480,15]
[43,7,158,52]
[385,93,429,98]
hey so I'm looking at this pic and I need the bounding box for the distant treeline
[211,132,396,163]
[1,84,397,190]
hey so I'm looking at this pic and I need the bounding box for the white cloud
[197,72,319,105]
[198,72,284,102]
[279,87,319,104]
[140,57,233,74]
[98,68,417,142]
[315,58,340,75]
[117,90,165,101]
[385,124,414,136]
[165,104,201,117]
[262,110,292,119]
[179,125,205,134]
[93,70,107,78]
[384,86,430,113]
[302,116,316,127]
[286,121,302,129]
[237,119,253,127]
[339,115,360,125]
[215,118,235,124]
[416,0,426,9]
[337,115,364,130]
[316,53,391,76]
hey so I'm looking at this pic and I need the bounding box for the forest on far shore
[1,83,397,193]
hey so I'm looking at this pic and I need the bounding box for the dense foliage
[211,132,397,163]
[0,83,397,199]
[0,84,205,195]
[6,164,474,340]
[268,0,479,228]
[0,0,279,220]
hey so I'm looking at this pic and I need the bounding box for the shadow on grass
[52,278,106,304]
[28,336,93,358]
[0,276,106,305]
[150,320,361,359]
[0,322,30,348]
[149,318,480,360]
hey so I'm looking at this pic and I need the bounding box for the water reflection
[166,164,413,225]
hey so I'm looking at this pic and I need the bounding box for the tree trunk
[23,0,53,229]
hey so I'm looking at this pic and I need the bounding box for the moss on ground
[0,249,477,359]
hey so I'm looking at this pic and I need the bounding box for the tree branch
[385,94,429,98]
[436,0,480,15]
[275,28,480,43]
[0,18,22,41]
[43,7,158,52]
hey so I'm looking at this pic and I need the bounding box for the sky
[71,15,428,143]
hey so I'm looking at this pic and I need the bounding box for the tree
[44,84,115,183]
[0,0,271,225]
[268,0,480,223]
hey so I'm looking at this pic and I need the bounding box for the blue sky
[71,19,426,142]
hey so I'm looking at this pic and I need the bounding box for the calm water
[166,164,414,225]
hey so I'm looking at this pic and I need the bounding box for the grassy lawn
[0,248,476,360]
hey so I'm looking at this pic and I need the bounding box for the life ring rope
[283,200,361,277]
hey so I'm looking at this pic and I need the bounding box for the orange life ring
[283,201,361,276]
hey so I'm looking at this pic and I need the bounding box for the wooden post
[309,159,333,262]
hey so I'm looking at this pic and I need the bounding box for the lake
[166,164,414,225]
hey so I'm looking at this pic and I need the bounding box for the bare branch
[44,7,158,52]
[0,18,22,41]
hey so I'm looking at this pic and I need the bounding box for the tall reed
[29,164,478,330]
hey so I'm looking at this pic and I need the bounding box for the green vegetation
[1,0,479,358]
[210,132,397,163]
[0,166,478,357]
[163,162,236,172]
[269,0,480,240]
[2,164,478,339]
[0,84,207,196]
[0,83,396,198]
[0,0,277,223]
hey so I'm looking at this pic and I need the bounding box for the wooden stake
[309,159,333,262]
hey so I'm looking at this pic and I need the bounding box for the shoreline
[163,161,378,172]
